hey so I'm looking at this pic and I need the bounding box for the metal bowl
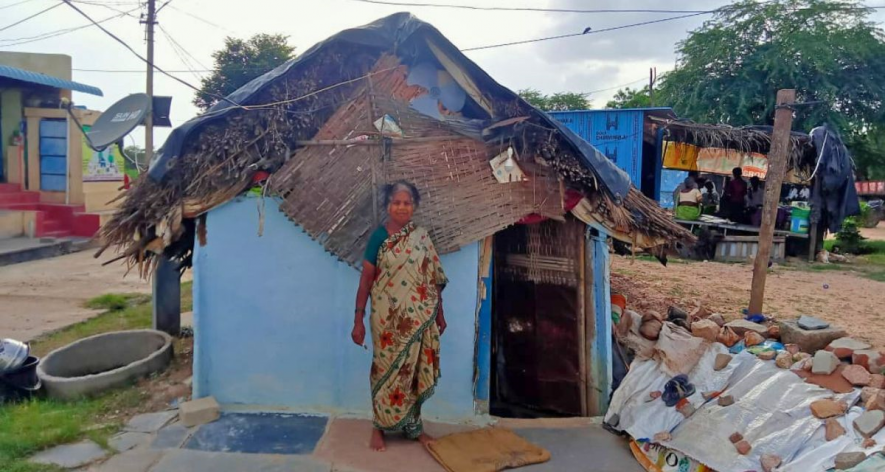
[0,339,29,375]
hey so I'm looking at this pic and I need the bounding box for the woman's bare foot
[417,433,435,447]
[370,428,386,452]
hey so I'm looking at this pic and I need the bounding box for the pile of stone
[633,308,885,470]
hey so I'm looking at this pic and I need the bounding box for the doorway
[490,218,587,417]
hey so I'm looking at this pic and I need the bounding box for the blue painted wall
[193,196,480,420]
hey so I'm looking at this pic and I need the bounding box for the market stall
[652,120,859,262]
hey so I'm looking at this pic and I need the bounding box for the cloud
[532,0,727,65]
[8,0,884,149]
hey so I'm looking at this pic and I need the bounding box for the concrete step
[0,191,40,206]
[0,236,95,267]
[0,183,22,193]
[73,212,101,238]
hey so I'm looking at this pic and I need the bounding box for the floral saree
[369,223,448,438]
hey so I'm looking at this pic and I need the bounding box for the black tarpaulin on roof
[147,12,631,200]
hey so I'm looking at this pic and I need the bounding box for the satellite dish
[85,93,150,151]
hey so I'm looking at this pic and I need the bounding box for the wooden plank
[749,89,795,315]
[585,227,612,416]
[578,225,588,417]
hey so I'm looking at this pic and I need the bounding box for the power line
[0,0,40,11]
[59,0,238,107]
[0,2,64,33]
[73,67,257,72]
[167,4,235,34]
[68,0,139,18]
[156,0,174,13]
[0,6,138,46]
[462,11,711,52]
[586,78,648,95]
[346,0,711,14]
[159,24,207,81]
[348,0,885,13]
[158,24,209,70]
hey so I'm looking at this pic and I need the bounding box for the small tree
[194,34,295,111]
[606,86,653,109]
[518,88,590,111]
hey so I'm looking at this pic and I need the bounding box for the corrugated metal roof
[0,64,103,96]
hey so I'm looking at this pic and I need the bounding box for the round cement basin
[38,330,173,400]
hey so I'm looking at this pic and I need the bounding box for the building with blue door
[0,52,121,240]
[548,108,676,203]
[0,52,102,187]
[102,14,692,422]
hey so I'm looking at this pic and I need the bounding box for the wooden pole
[143,0,155,167]
[748,89,795,314]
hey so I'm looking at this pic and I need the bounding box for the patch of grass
[808,263,854,272]
[1,282,194,470]
[32,282,193,357]
[866,270,885,283]
[84,293,137,311]
[0,387,145,471]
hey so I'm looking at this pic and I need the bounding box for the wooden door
[492,219,586,416]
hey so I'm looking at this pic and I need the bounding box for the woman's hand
[436,304,447,336]
[352,321,366,346]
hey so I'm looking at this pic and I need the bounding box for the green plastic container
[791,205,810,234]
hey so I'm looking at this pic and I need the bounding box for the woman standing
[674,177,703,221]
[351,181,448,452]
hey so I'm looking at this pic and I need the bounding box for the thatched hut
[101,13,692,419]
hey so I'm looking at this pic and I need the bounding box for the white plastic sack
[607,343,866,472]
[605,343,735,440]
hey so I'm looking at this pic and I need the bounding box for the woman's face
[388,190,415,226]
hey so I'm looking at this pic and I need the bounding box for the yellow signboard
[662,141,768,178]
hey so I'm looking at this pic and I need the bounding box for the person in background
[672,170,700,207]
[675,177,703,221]
[746,176,765,225]
[746,176,764,209]
[701,180,720,215]
[722,167,748,222]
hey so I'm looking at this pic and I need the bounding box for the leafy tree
[851,126,885,180]
[606,86,653,109]
[657,0,885,174]
[518,88,590,111]
[194,34,295,111]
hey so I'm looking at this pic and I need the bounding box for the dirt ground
[862,225,885,241]
[0,251,152,341]
[611,256,885,349]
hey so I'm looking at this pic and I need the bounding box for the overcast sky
[3,0,884,148]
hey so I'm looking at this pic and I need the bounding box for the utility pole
[649,67,656,107]
[142,0,155,165]
[142,0,180,336]
[748,89,795,315]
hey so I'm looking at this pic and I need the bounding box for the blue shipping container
[549,110,644,185]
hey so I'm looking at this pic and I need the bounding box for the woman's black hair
[382,180,421,207]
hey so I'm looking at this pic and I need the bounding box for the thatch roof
[651,117,817,175]
[98,13,694,275]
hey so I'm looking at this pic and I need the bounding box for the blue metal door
[39,119,67,191]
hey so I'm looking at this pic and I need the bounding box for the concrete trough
[38,330,173,400]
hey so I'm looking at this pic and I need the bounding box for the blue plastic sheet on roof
[0,64,103,96]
